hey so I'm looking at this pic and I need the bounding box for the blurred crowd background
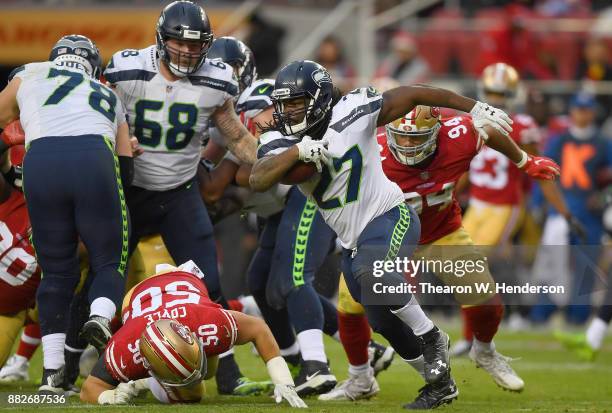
[1,0,611,328]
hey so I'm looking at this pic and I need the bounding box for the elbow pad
[118,156,134,188]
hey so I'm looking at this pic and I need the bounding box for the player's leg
[74,138,129,354]
[246,214,299,366]
[266,190,336,396]
[0,310,26,371]
[0,321,39,382]
[22,139,83,394]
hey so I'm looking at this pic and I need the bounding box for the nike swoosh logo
[305,372,320,381]
[258,85,271,94]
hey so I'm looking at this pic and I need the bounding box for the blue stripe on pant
[341,203,423,360]
[125,179,222,304]
[23,135,128,336]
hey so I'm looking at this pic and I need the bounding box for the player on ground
[80,262,306,408]
[249,60,514,408]
[0,34,133,395]
[103,1,260,395]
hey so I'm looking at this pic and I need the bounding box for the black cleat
[368,339,395,376]
[420,327,450,384]
[403,373,459,410]
[294,360,337,397]
[79,316,112,355]
[38,367,67,396]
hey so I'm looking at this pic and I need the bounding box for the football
[282,161,318,185]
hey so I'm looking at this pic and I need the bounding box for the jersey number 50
[129,280,201,319]
[0,221,37,287]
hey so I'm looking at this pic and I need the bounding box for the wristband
[266,356,294,386]
[514,150,528,168]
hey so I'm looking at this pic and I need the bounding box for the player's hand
[296,136,331,173]
[519,154,560,180]
[130,136,144,157]
[114,381,139,404]
[274,384,308,408]
[0,120,25,148]
[470,101,513,139]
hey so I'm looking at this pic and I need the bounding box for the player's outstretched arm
[378,85,513,138]
[0,78,21,131]
[230,311,307,408]
[212,98,258,164]
[249,146,300,192]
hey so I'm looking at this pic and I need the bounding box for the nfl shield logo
[420,171,430,180]
[166,85,173,93]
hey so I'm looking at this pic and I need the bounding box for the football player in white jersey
[0,34,134,395]
[102,1,261,396]
[250,60,522,408]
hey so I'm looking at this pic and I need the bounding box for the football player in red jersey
[454,63,582,356]
[80,262,306,407]
[324,104,567,408]
[0,121,40,371]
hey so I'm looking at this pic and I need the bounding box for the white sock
[297,329,327,363]
[391,296,434,336]
[219,348,234,359]
[148,378,170,404]
[403,355,425,380]
[42,333,66,370]
[89,297,116,320]
[348,362,371,376]
[473,338,495,353]
[332,331,341,342]
[586,317,608,350]
[280,341,300,357]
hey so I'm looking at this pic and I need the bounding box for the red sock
[338,312,371,366]
[461,307,474,341]
[462,294,504,343]
[227,299,244,312]
[16,323,41,360]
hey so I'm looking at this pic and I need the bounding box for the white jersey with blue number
[258,87,405,249]
[103,45,238,191]
[14,61,125,146]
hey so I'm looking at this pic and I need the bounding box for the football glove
[98,381,139,405]
[274,384,307,408]
[296,136,331,173]
[470,101,513,140]
[516,150,560,180]
[0,120,25,148]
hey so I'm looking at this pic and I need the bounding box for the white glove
[98,381,139,405]
[295,136,331,173]
[274,384,308,408]
[470,101,513,141]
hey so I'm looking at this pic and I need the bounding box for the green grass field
[2,320,611,413]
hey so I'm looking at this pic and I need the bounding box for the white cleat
[469,347,524,392]
[0,355,29,382]
[318,369,379,401]
[449,339,472,357]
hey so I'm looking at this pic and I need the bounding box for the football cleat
[403,373,459,410]
[0,355,29,382]
[318,368,379,401]
[38,367,67,395]
[294,360,337,397]
[79,346,100,378]
[80,316,113,355]
[554,331,597,362]
[218,376,274,396]
[469,346,524,392]
[368,340,395,376]
[449,339,472,358]
[420,328,450,384]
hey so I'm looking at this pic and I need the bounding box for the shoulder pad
[188,58,238,96]
[104,46,156,84]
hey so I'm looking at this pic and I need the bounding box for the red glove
[0,120,25,147]
[517,151,560,180]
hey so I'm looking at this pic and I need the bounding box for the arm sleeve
[90,355,121,387]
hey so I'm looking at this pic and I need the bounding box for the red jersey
[380,116,482,244]
[469,113,540,205]
[105,271,237,382]
[0,189,40,314]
